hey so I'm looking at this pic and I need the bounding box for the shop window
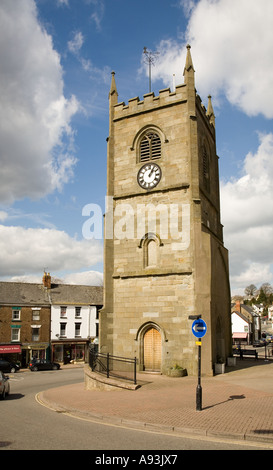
[53,344,63,363]
[32,349,45,360]
[72,344,84,362]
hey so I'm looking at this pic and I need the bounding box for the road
[0,367,270,452]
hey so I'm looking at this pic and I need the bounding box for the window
[147,239,157,267]
[202,145,210,192]
[75,307,81,317]
[60,323,67,337]
[75,323,81,337]
[60,306,67,318]
[32,309,40,321]
[11,327,20,342]
[140,132,161,162]
[140,232,162,268]
[12,308,21,321]
[32,328,40,342]
[72,344,84,361]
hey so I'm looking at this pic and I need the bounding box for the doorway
[143,327,161,371]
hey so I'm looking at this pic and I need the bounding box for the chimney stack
[43,272,51,289]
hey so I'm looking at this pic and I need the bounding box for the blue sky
[1,0,273,295]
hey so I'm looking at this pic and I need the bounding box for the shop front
[52,340,88,364]
[232,332,248,345]
[0,344,22,366]
[21,343,50,367]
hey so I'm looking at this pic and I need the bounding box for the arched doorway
[143,327,162,371]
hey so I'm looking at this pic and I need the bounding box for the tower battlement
[113,84,187,120]
[113,85,215,132]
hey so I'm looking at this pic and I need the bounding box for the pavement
[37,359,273,447]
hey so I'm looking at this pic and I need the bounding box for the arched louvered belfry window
[202,144,210,192]
[140,132,161,162]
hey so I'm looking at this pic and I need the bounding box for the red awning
[232,333,248,339]
[0,344,21,354]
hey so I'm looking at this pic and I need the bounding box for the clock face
[137,163,161,189]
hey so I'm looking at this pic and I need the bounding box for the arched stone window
[139,232,163,268]
[146,239,157,267]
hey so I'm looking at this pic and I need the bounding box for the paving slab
[38,359,273,446]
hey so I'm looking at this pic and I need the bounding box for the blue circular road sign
[192,319,207,338]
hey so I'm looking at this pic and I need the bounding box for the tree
[257,288,267,304]
[244,284,257,298]
[256,283,273,315]
[260,283,273,296]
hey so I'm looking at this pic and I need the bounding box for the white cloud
[57,0,69,6]
[67,28,110,79]
[68,31,84,54]
[151,0,273,118]
[0,211,8,222]
[0,225,103,277]
[0,0,80,204]
[231,263,273,287]
[221,133,273,233]
[8,270,103,286]
[63,270,103,286]
[179,0,196,18]
[221,133,273,291]
[89,0,105,31]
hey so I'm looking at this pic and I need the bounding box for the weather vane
[143,47,160,93]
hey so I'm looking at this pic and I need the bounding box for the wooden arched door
[143,327,161,371]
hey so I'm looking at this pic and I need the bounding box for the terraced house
[0,280,51,367]
[0,273,103,367]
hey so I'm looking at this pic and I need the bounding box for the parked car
[0,371,10,399]
[29,359,60,371]
[253,339,268,347]
[0,359,20,373]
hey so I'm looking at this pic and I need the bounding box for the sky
[1,0,273,295]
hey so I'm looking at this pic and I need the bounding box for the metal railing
[232,343,273,360]
[89,347,137,385]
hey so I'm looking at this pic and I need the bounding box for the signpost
[191,318,207,339]
[189,316,207,411]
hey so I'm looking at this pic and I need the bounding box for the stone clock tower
[99,46,231,376]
